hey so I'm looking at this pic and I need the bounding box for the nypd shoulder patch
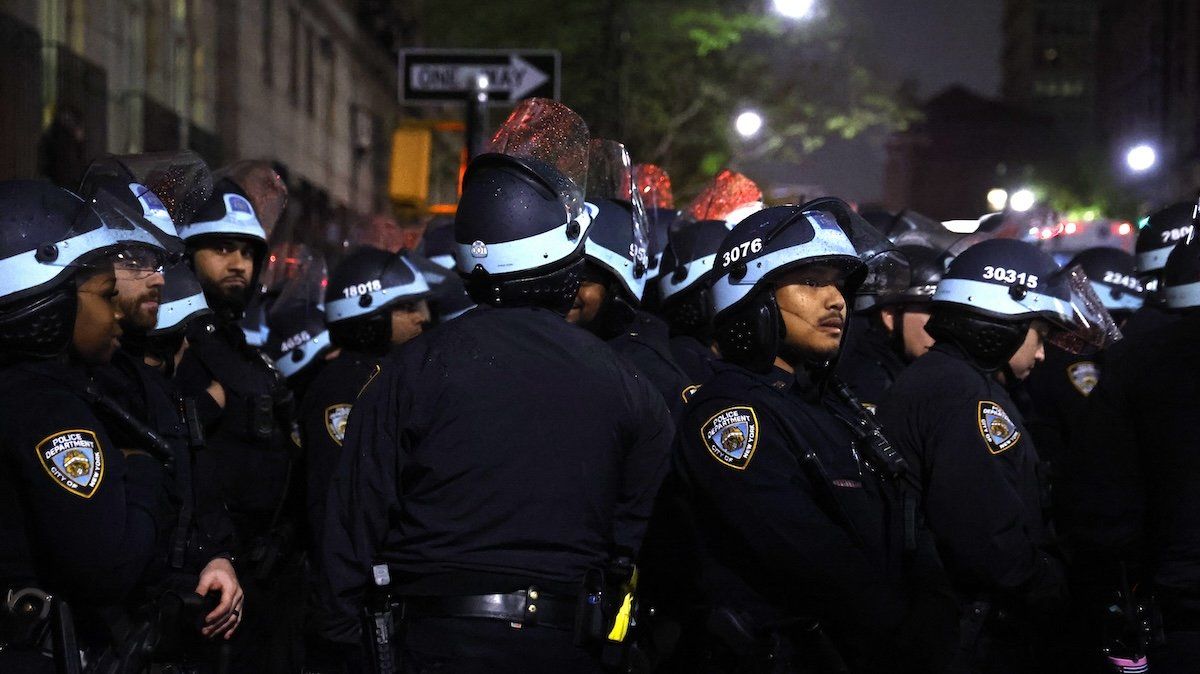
[36,429,104,498]
[977,401,1021,455]
[701,406,760,470]
[1067,361,1099,397]
[325,404,353,447]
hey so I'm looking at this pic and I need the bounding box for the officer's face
[114,267,165,333]
[1007,320,1049,381]
[881,305,935,362]
[567,281,606,325]
[73,269,123,365]
[193,239,256,306]
[390,300,431,345]
[774,265,848,362]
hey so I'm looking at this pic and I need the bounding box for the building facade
[0,0,401,237]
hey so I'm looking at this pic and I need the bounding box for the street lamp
[1125,143,1158,173]
[772,0,816,20]
[986,188,1008,212]
[1009,188,1036,213]
[735,110,764,139]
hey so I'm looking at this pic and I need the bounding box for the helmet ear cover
[463,256,585,315]
[925,304,1030,370]
[0,285,79,363]
[661,286,714,341]
[714,288,784,374]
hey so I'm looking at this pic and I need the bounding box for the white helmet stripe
[454,203,595,275]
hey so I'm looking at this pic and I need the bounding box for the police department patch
[701,406,759,470]
[325,404,352,446]
[977,401,1020,455]
[36,429,104,498]
[1067,361,1099,397]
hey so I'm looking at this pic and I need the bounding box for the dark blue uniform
[0,359,173,661]
[837,315,905,412]
[299,350,381,555]
[669,335,719,387]
[675,361,928,670]
[877,343,1066,669]
[608,309,694,419]
[1022,345,1098,470]
[1059,313,1200,672]
[319,305,672,669]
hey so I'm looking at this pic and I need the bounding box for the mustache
[817,313,844,328]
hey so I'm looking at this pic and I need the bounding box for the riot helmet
[265,256,332,380]
[1162,231,1200,310]
[1067,247,1144,320]
[454,98,593,313]
[657,219,734,340]
[406,249,476,323]
[581,139,651,303]
[151,263,212,337]
[711,204,866,372]
[1135,201,1194,298]
[0,180,174,361]
[634,163,679,280]
[800,197,910,313]
[325,246,432,354]
[928,238,1121,369]
[422,221,457,270]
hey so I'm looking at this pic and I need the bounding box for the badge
[36,429,104,498]
[325,404,352,446]
[470,240,488,258]
[1067,361,1099,397]
[977,401,1021,455]
[680,385,700,404]
[701,406,760,470]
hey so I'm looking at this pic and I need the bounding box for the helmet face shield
[487,97,590,220]
[688,170,764,226]
[84,151,214,230]
[800,197,910,298]
[1028,266,1123,354]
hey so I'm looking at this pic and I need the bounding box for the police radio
[829,377,908,477]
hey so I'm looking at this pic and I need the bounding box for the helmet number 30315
[982,266,1038,288]
[722,237,763,268]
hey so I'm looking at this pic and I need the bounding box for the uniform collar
[756,364,821,401]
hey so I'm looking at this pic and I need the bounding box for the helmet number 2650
[982,266,1038,288]
[722,238,764,268]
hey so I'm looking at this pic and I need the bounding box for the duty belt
[396,587,576,630]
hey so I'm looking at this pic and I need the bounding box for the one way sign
[400,49,560,104]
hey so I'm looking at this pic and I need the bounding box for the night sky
[759,0,1003,206]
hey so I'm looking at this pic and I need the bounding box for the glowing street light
[772,0,816,20]
[735,110,764,139]
[986,188,1008,211]
[1125,143,1158,173]
[1009,188,1036,213]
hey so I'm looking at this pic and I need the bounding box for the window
[288,8,299,107]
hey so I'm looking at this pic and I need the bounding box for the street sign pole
[466,74,489,160]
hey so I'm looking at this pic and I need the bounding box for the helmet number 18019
[983,266,1038,288]
[722,238,764,268]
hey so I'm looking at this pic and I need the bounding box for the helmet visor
[87,151,214,229]
[687,170,764,225]
[588,139,650,263]
[488,98,590,211]
[1043,265,1124,354]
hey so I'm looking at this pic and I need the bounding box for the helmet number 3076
[982,266,1038,288]
[722,237,764,268]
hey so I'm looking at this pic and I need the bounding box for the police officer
[671,201,937,671]
[175,178,304,671]
[318,99,672,671]
[78,154,245,648]
[1023,247,1144,468]
[301,246,431,554]
[837,215,966,411]
[263,256,334,400]
[876,238,1120,671]
[568,138,693,416]
[1057,234,1200,673]
[1110,201,1193,352]
[0,180,238,671]
[657,218,731,386]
